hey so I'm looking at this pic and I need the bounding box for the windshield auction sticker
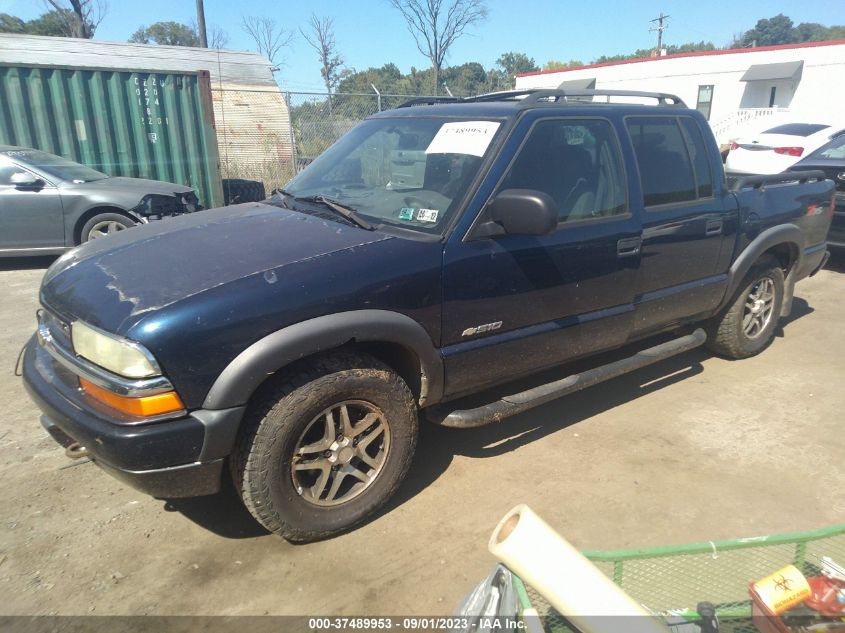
[425,121,500,157]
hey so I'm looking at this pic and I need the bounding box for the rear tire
[222,179,266,205]
[231,352,418,542]
[706,255,784,359]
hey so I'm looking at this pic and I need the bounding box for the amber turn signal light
[80,378,185,417]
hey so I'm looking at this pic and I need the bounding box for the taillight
[773,146,804,157]
[730,142,739,151]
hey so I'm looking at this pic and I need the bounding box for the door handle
[617,236,642,258]
[705,219,723,236]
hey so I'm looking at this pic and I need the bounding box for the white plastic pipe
[488,505,669,633]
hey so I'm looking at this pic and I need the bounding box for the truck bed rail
[728,169,828,191]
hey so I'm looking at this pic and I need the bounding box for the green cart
[513,525,845,633]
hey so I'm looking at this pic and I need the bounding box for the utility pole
[649,12,670,55]
[196,0,208,48]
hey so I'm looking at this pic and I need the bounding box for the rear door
[441,113,641,397]
[625,115,738,335]
[0,158,65,250]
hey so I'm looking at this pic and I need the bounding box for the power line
[649,12,670,55]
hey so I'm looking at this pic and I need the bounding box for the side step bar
[427,329,707,428]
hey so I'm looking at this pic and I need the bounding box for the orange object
[80,378,185,417]
[750,565,812,615]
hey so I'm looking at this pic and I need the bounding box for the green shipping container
[0,64,224,208]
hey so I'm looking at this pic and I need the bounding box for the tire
[222,179,266,205]
[706,255,785,359]
[79,213,135,243]
[231,352,418,542]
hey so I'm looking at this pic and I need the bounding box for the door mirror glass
[10,171,41,188]
[478,188,559,237]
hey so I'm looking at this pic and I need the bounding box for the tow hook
[65,442,89,460]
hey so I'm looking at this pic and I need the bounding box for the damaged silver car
[0,145,201,257]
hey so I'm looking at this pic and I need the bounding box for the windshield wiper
[292,194,375,230]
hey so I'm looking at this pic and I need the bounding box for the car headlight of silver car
[71,321,160,378]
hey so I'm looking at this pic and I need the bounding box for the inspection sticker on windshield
[398,207,415,220]
[416,208,439,223]
[425,121,500,157]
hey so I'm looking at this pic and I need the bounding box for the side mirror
[476,189,559,238]
[11,172,42,189]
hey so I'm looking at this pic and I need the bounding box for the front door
[0,160,64,250]
[441,115,641,398]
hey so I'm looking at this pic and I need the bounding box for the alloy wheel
[742,277,775,339]
[290,400,390,507]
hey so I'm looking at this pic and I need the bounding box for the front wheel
[80,213,135,243]
[231,352,418,542]
[706,255,785,359]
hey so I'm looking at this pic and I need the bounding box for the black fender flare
[202,310,444,410]
[718,223,803,313]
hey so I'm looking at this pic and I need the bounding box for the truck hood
[59,176,194,195]
[40,203,393,334]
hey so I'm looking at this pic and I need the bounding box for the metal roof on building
[0,33,278,87]
[740,60,804,82]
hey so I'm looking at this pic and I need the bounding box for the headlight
[133,194,182,218]
[71,321,159,378]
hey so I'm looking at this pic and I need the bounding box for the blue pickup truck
[22,89,834,541]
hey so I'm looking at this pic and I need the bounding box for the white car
[726,121,845,175]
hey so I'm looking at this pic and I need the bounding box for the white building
[515,40,845,146]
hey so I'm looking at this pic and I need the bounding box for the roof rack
[518,89,687,107]
[397,96,462,108]
[396,88,687,109]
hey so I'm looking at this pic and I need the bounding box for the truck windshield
[283,117,502,234]
[3,149,109,183]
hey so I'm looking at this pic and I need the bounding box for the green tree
[496,52,539,78]
[736,14,795,47]
[0,9,88,37]
[130,21,200,46]
[26,10,79,36]
[441,61,488,94]
[594,41,715,64]
[0,13,26,33]
[543,59,584,71]
[665,41,716,54]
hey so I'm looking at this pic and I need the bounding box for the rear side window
[816,135,845,159]
[763,123,830,137]
[679,117,713,198]
[626,117,697,206]
[501,118,627,224]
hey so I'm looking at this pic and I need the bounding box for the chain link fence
[213,88,446,198]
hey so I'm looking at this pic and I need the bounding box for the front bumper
[22,337,244,498]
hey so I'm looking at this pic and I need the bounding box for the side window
[818,135,845,159]
[626,117,697,207]
[501,118,627,224]
[679,117,714,198]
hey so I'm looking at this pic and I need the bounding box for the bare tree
[209,25,228,48]
[242,16,294,66]
[43,0,106,38]
[388,0,488,94]
[300,15,344,110]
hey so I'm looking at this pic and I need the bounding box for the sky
[2,0,844,93]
